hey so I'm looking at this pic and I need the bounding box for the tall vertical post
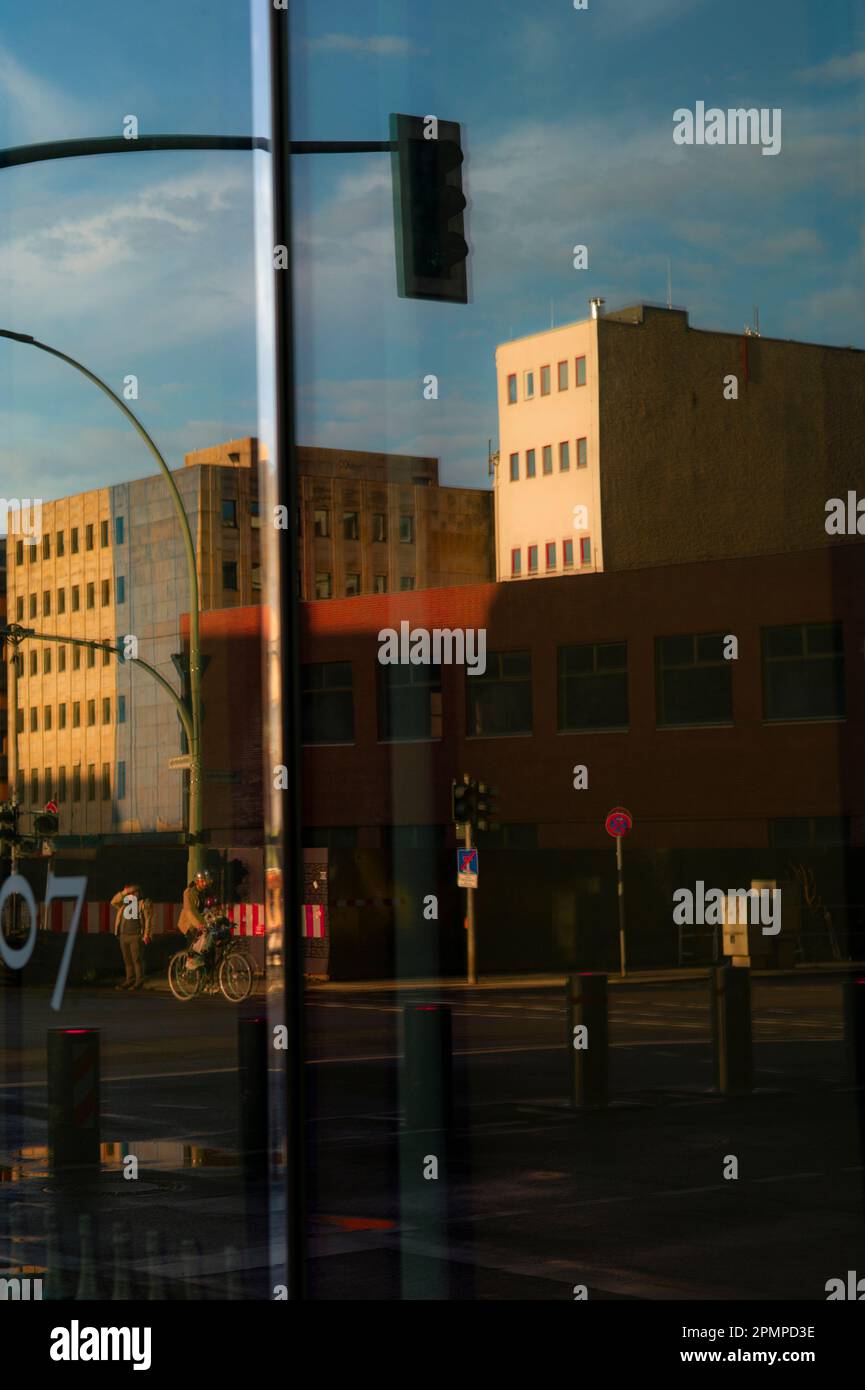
[616,835,626,978]
[711,964,753,1095]
[566,974,609,1109]
[464,823,477,985]
[47,1028,101,1178]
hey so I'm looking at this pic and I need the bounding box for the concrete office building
[495,302,865,581]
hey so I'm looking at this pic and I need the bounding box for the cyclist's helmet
[194,869,213,889]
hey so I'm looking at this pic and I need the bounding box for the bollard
[399,1004,454,1301]
[566,973,609,1109]
[74,1214,99,1300]
[47,1028,100,1180]
[711,964,753,1095]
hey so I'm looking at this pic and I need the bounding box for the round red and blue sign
[605,806,633,838]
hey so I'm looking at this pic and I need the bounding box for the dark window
[102,763,111,799]
[100,519,109,547]
[43,648,51,675]
[58,767,67,801]
[15,540,23,565]
[576,355,587,386]
[72,585,80,612]
[557,361,568,390]
[117,576,126,604]
[56,530,65,557]
[343,511,359,541]
[222,562,238,591]
[118,695,126,723]
[222,499,238,527]
[72,765,81,802]
[373,574,387,593]
[43,533,51,560]
[87,765,96,801]
[117,762,127,800]
[656,632,732,727]
[30,769,38,803]
[542,445,552,475]
[509,453,519,481]
[399,515,414,544]
[378,662,442,742]
[71,527,79,554]
[58,646,66,672]
[559,642,629,731]
[301,662,354,744]
[43,706,52,731]
[29,650,37,676]
[507,373,517,404]
[86,582,95,609]
[763,622,845,721]
[30,707,38,732]
[314,572,332,599]
[43,590,51,617]
[467,650,532,737]
[115,517,124,545]
[86,523,94,551]
[57,587,66,614]
[73,648,81,672]
[372,513,387,542]
[29,593,36,619]
[345,573,361,596]
[87,700,96,727]
[399,575,415,591]
[102,697,111,725]
[15,597,23,621]
[59,703,67,729]
[87,646,95,669]
[540,364,551,395]
[101,579,110,606]
[526,449,536,479]
[44,769,53,801]
[314,509,330,538]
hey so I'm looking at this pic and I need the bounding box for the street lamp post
[0,331,204,877]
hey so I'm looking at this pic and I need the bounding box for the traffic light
[451,777,474,825]
[0,801,18,850]
[475,783,499,834]
[390,113,469,304]
[34,801,59,838]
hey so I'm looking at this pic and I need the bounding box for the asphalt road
[0,975,862,1299]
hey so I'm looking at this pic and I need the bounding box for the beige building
[496,301,865,579]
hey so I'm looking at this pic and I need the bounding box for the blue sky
[1,0,863,507]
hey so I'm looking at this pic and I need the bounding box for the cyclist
[179,868,212,946]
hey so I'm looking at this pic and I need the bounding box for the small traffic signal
[451,776,473,825]
[0,801,18,848]
[475,783,499,833]
[34,802,59,838]
[390,113,469,304]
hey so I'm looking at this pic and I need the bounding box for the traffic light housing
[34,804,59,838]
[475,783,499,833]
[390,113,469,304]
[451,777,474,825]
[0,802,18,850]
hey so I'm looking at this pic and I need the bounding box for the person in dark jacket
[110,883,153,991]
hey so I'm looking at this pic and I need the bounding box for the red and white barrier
[43,900,324,939]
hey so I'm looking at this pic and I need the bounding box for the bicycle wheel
[218,950,254,1001]
[168,950,204,1001]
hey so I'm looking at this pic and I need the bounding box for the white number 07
[0,871,87,1011]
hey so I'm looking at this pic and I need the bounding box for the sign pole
[616,835,626,978]
[465,823,477,986]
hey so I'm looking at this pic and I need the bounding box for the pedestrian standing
[110,883,153,991]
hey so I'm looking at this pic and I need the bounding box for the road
[0,974,861,1299]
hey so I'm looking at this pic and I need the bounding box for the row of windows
[506,356,587,405]
[17,694,127,733]
[300,623,845,744]
[311,510,415,544]
[509,438,588,480]
[511,538,592,576]
[15,518,125,565]
[19,642,115,676]
[314,573,415,599]
[15,578,126,621]
[17,761,127,804]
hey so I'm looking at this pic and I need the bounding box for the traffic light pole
[464,822,477,986]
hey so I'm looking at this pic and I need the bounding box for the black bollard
[711,965,753,1095]
[566,973,609,1110]
[399,1004,454,1301]
[47,1028,100,1180]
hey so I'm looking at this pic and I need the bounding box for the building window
[72,585,80,612]
[656,633,733,727]
[15,597,23,621]
[57,530,65,557]
[44,706,52,732]
[29,593,36,619]
[100,519,109,547]
[542,445,553,475]
[15,540,23,565]
[563,538,574,568]
[301,662,354,744]
[526,449,536,479]
[73,648,81,672]
[102,763,111,799]
[314,572,332,599]
[16,709,23,734]
[314,509,330,538]
[87,646,95,669]
[373,574,387,593]
[345,573,361,596]
[71,527,79,554]
[540,365,551,396]
[30,708,38,732]
[87,699,95,727]
[118,695,126,724]
[86,582,95,610]
[399,515,414,544]
[58,767,67,802]
[468,650,532,737]
[115,516,124,544]
[528,544,538,574]
[58,587,66,615]
[372,513,387,542]
[102,697,111,725]
[43,590,51,617]
[507,373,517,404]
[221,499,238,527]
[762,622,845,721]
[577,437,588,468]
[559,441,570,471]
[251,566,262,591]
[509,453,519,481]
[86,523,94,551]
[44,769,53,802]
[576,356,587,386]
[101,579,110,606]
[43,533,51,560]
[117,762,127,800]
[546,541,556,570]
[87,765,96,801]
[399,575,415,591]
[117,576,126,604]
[343,511,360,541]
[102,643,111,667]
[557,360,568,390]
[30,770,39,803]
[58,646,66,672]
[222,562,238,591]
[378,662,442,742]
[28,542,36,563]
[511,548,521,577]
[72,765,81,802]
[43,648,52,675]
[59,703,67,730]
[580,537,592,565]
[524,370,535,399]
[559,641,629,731]
[29,650,37,676]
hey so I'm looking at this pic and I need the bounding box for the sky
[0,0,863,509]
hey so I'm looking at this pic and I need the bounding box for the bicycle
[168,914,255,1002]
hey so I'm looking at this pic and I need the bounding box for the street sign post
[457,848,478,889]
[605,807,633,977]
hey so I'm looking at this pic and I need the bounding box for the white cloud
[794,50,865,85]
[306,33,421,58]
[0,42,90,145]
